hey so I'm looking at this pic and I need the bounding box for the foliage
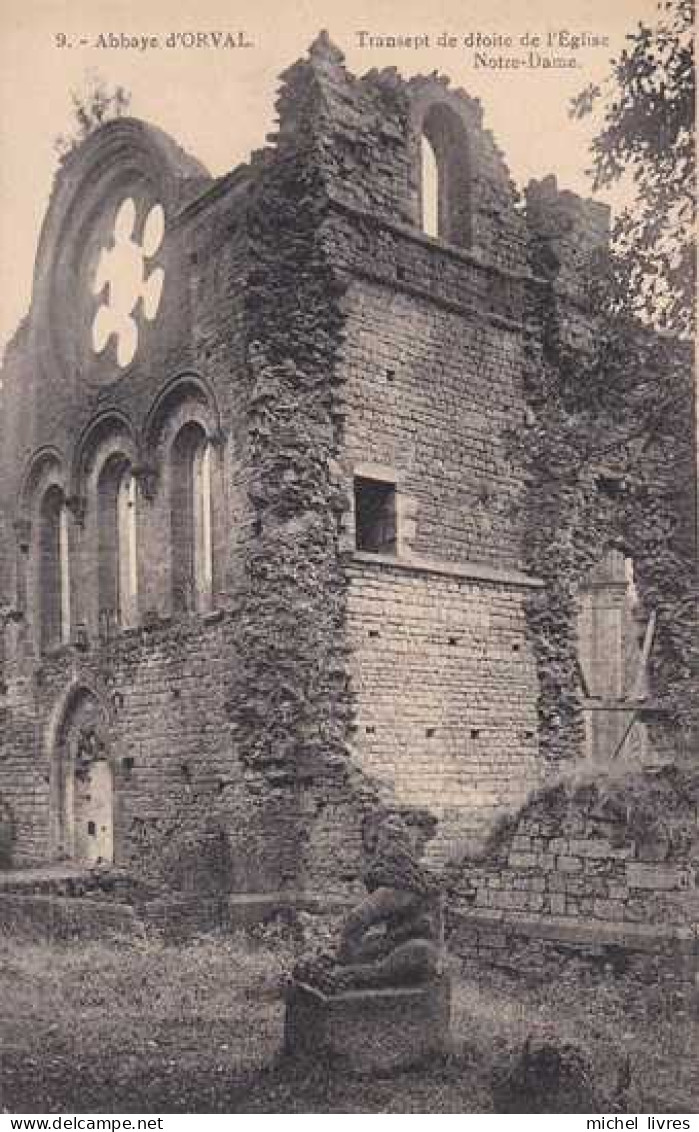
[454,963,697,1114]
[570,0,695,335]
[54,72,131,160]
[514,3,697,763]
[73,726,107,783]
[0,931,695,1112]
[490,1033,599,1113]
[229,43,353,783]
[518,236,697,763]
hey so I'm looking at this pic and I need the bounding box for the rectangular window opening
[354,477,397,555]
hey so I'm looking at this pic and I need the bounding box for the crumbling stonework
[448,763,699,985]
[520,175,697,769]
[0,33,695,915]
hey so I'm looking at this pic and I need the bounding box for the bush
[491,1032,601,1113]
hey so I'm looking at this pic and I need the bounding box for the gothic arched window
[97,456,138,633]
[170,422,213,614]
[39,486,70,648]
[420,133,440,239]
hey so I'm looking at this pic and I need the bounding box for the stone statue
[294,812,443,993]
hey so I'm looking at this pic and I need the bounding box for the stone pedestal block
[284,975,451,1074]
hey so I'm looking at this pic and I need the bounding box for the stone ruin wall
[447,763,699,986]
[0,37,695,956]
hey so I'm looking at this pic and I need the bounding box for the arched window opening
[420,104,471,247]
[171,423,213,614]
[39,486,70,648]
[420,133,439,239]
[98,456,138,634]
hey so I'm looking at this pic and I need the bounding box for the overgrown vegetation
[571,0,695,336]
[519,0,697,764]
[54,73,131,160]
[520,277,697,764]
[0,930,696,1113]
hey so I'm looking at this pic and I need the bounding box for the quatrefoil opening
[91,198,165,369]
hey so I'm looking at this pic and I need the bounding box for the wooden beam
[610,711,638,761]
[576,656,591,699]
[630,610,656,701]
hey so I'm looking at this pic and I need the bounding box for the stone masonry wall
[338,280,530,570]
[0,129,258,876]
[0,44,387,889]
[448,763,699,981]
[4,35,691,924]
[2,617,231,872]
[346,557,542,861]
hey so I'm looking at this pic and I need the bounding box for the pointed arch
[46,682,115,863]
[70,408,139,501]
[170,420,213,613]
[17,446,65,519]
[16,447,71,651]
[46,680,112,754]
[144,371,222,452]
[144,372,223,617]
[97,454,138,631]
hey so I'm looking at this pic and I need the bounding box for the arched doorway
[50,687,114,863]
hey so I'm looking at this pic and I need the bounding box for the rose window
[91,197,165,368]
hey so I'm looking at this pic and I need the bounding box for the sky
[0,0,659,358]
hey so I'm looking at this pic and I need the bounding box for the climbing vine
[519,256,697,764]
[74,725,107,783]
[227,37,353,782]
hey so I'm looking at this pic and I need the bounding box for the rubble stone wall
[448,765,699,982]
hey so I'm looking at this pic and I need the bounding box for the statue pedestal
[284,975,451,1074]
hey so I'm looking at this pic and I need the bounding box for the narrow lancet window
[39,486,69,647]
[421,133,440,239]
[171,423,213,613]
[98,457,138,633]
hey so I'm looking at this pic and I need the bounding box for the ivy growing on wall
[520,255,697,765]
[229,35,353,783]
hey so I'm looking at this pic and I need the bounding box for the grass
[0,929,696,1113]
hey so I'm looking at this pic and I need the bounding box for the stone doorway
[51,688,114,864]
